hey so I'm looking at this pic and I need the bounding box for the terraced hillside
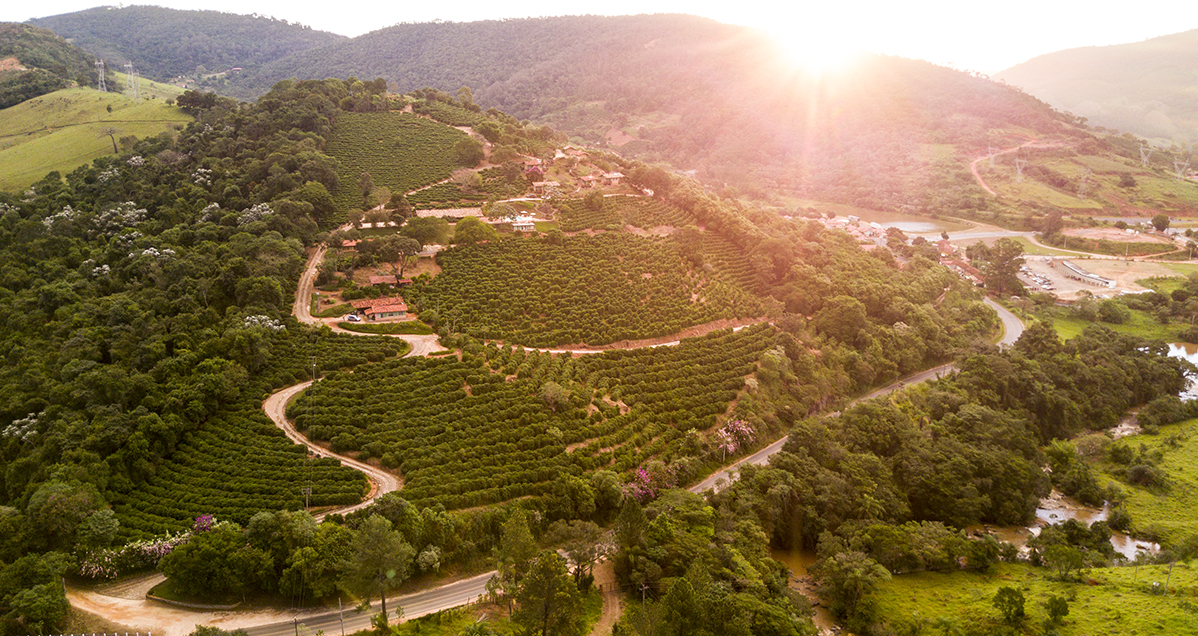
[408,232,763,347]
[288,325,776,510]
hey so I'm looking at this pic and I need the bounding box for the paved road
[244,573,495,636]
[689,298,1024,494]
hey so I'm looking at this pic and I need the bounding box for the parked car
[345,314,362,322]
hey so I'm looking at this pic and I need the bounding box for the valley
[3,9,1198,636]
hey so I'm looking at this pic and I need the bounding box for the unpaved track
[970,138,1069,197]
[262,381,402,517]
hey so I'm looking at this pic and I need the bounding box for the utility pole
[339,598,346,636]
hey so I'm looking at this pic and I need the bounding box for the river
[1167,342,1198,399]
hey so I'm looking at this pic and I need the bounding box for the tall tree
[983,238,1024,296]
[513,552,583,636]
[340,515,415,624]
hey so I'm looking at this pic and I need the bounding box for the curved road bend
[293,243,443,358]
[690,298,1024,494]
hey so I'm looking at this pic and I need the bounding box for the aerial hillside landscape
[2,7,1198,636]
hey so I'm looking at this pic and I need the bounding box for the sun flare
[766,27,864,74]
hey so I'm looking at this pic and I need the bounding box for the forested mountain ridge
[27,11,1198,225]
[222,14,1069,212]
[29,6,345,82]
[0,23,97,108]
[995,29,1198,146]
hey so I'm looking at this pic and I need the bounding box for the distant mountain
[0,22,96,108]
[30,6,345,81]
[222,14,1066,212]
[994,30,1198,144]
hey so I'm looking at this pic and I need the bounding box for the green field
[0,87,191,190]
[1048,307,1189,342]
[290,325,775,510]
[1136,276,1187,294]
[1100,419,1198,545]
[1009,237,1086,257]
[874,562,1198,635]
[411,233,762,347]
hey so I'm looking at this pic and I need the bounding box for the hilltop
[25,11,1198,225]
[995,29,1198,146]
[0,22,98,108]
[0,83,189,191]
[29,6,345,84]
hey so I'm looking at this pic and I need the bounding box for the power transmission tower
[988,146,998,168]
[1176,158,1192,180]
[1078,168,1092,200]
[95,60,106,92]
[1140,145,1155,167]
[123,63,140,100]
[1015,158,1027,182]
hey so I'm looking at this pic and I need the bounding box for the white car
[345,314,362,322]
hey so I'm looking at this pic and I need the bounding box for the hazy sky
[7,0,1198,73]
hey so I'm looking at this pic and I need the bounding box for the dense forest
[29,6,345,80]
[0,23,98,108]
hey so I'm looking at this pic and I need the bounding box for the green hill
[217,15,1064,211]
[0,86,190,190]
[0,22,98,108]
[994,29,1198,145]
[29,6,345,81]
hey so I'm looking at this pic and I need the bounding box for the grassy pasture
[1048,307,1188,342]
[0,87,190,190]
[1100,418,1198,545]
[874,562,1198,635]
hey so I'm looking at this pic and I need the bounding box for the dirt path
[588,561,621,636]
[262,381,402,518]
[970,138,1069,197]
[65,586,326,636]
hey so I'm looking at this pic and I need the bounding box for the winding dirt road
[261,381,402,517]
[970,138,1069,197]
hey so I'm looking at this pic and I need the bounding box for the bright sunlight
[766,25,865,73]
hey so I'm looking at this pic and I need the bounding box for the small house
[579,175,599,188]
[511,216,537,232]
[365,303,407,321]
[603,172,624,186]
[369,275,398,286]
[532,181,560,195]
[350,296,409,321]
